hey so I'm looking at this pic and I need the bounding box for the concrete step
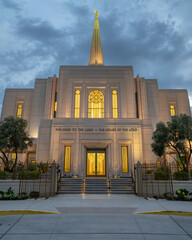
[58,191,82,194]
[58,178,83,194]
[58,177,135,194]
[109,178,135,194]
[84,178,108,194]
[60,179,83,182]
[110,191,135,194]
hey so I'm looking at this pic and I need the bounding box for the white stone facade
[1,13,191,177]
[1,65,191,177]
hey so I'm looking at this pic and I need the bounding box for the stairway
[84,178,109,194]
[58,178,83,194]
[109,177,135,194]
[58,177,135,194]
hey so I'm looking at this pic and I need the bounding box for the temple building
[1,12,191,177]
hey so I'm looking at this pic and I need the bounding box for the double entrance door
[87,149,106,177]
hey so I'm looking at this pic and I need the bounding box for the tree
[151,114,192,172]
[0,116,33,172]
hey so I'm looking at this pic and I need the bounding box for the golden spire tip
[94,9,98,19]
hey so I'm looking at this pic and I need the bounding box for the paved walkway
[0,194,192,239]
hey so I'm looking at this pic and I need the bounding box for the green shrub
[0,187,18,200]
[29,170,40,179]
[18,192,28,200]
[163,192,174,200]
[18,170,40,179]
[6,187,14,195]
[154,170,169,180]
[30,191,39,198]
[176,188,190,200]
[37,162,49,173]
[146,170,153,174]
[17,164,25,172]
[173,171,188,180]
[0,171,10,179]
[27,163,37,171]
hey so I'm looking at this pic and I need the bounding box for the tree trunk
[0,150,10,172]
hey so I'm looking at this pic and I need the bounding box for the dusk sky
[1,0,192,114]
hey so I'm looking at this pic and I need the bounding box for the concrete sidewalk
[0,194,192,239]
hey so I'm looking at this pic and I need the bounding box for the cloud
[0,0,191,116]
[1,0,21,10]
[16,18,64,43]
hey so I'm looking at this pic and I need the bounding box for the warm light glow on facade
[12,153,16,161]
[88,90,104,118]
[170,105,176,117]
[97,153,105,175]
[87,151,105,176]
[75,90,80,118]
[64,146,71,172]
[122,146,128,172]
[54,102,57,112]
[112,90,118,118]
[17,104,22,118]
[87,153,96,175]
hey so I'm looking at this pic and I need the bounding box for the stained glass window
[17,104,22,118]
[170,105,176,117]
[64,146,71,172]
[54,92,57,118]
[112,90,118,118]
[12,153,16,161]
[122,146,128,172]
[75,90,80,118]
[88,90,104,118]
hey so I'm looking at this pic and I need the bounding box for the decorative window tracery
[64,146,71,172]
[122,146,128,172]
[88,90,104,118]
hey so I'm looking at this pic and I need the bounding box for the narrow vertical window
[112,90,118,118]
[12,153,16,161]
[122,146,128,172]
[64,146,71,172]
[135,92,139,118]
[17,104,22,118]
[75,90,80,118]
[54,92,57,118]
[170,105,175,117]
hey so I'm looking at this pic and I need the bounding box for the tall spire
[88,10,104,65]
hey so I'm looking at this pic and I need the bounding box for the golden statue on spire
[94,9,98,19]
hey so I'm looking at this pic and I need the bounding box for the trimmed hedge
[154,170,169,180]
[173,171,188,180]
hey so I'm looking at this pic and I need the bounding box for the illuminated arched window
[170,105,175,117]
[112,90,118,118]
[17,104,22,118]
[88,90,104,118]
[75,90,80,118]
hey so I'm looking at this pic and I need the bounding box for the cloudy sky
[1,0,192,114]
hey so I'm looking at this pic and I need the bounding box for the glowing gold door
[96,153,105,175]
[87,151,105,176]
[87,153,96,176]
